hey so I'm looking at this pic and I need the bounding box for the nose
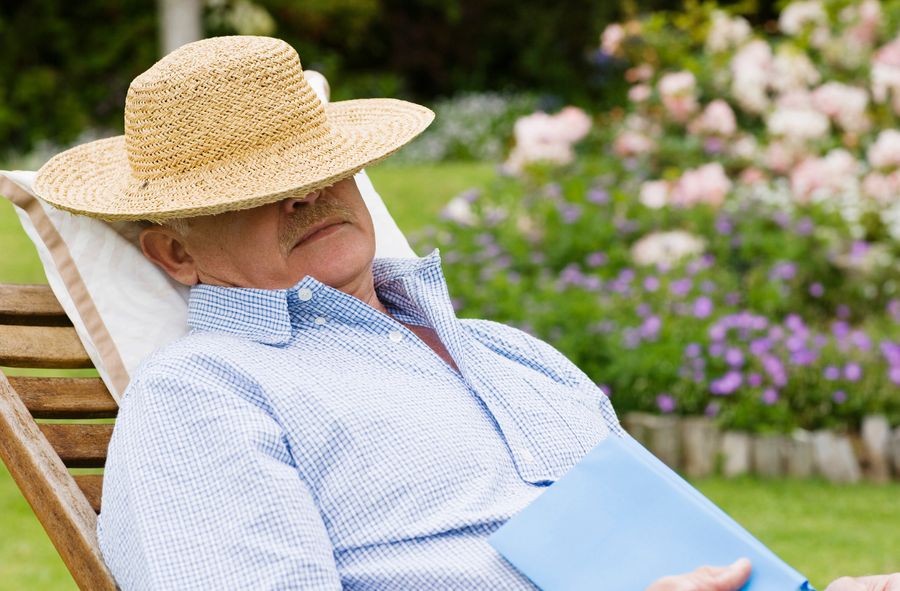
[281,189,320,214]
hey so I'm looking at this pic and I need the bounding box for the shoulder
[122,330,271,417]
[459,318,582,385]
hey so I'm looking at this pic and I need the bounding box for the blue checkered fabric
[97,249,623,590]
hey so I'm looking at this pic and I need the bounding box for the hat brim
[33,98,434,221]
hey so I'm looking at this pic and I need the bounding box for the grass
[1,161,898,589]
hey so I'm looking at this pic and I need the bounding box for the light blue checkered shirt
[98,249,623,590]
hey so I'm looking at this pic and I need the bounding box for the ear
[139,226,199,286]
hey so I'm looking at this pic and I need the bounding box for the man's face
[147,177,377,290]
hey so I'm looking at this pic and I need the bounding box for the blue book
[489,434,814,590]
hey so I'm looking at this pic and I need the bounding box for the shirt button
[314,316,327,326]
[388,330,403,343]
[297,288,313,301]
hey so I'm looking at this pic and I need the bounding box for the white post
[158,0,204,56]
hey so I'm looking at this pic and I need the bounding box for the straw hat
[34,36,434,221]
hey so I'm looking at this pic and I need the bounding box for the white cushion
[0,71,416,401]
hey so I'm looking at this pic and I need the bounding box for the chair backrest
[0,283,118,590]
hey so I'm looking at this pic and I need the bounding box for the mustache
[278,196,358,253]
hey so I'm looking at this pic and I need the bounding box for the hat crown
[124,36,327,180]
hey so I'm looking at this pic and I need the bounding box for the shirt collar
[187,249,448,345]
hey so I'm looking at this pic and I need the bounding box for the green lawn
[0,161,898,590]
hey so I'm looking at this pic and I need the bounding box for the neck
[331,265,391,317]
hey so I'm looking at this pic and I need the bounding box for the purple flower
[709,343,725,357]
[586,251,608,267]
[785,314,805,332]
[725,347,745,367]
[795,217,814,236]
[725,292,741,306]
[881,341,900,366]
[809,283,824,298]
[824,366,840,380]
[701,280,716,294]
[643,276,660,292]
[889,366,900,386]
[704,402,720,417]
[832,390,847,404]
[709,324,727,341]
[850,331,872,352]
[750,338,773,356]
[685,343,702,358]
[770,261,797,281]
[843,362,862,382]
[790,349,817,366]
[587,188,609,204]
[888,299,900,322]
[711,371,743,395]
[715,216,733,235]
[656,393,676,413]
[597,384,612,397]
[640,316,662,340]
[761,388,779,405]
[622,328,641,349]
[747,372,763,387]
[836,305,851,320]
[560,204,583,224]
[637,303,652,317]
[693,296,714,319]
[670,278,693,297]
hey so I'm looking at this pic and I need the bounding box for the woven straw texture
[34,36,434,221]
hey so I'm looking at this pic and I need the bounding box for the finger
[710,558,753,590]
[824,576,867,591]
[854,573,900,591]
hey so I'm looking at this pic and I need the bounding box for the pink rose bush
[456,0,900,431]
[503,106,592,174]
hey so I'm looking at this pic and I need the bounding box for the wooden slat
[38,424,113,469]
[73,474,103,514]
[0,284,70,326]
[0,374,118,590]
[0,325,92,368]
[8,377,117,419]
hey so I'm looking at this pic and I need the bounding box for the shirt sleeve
[97,357,342,590]
[461,318,626,436]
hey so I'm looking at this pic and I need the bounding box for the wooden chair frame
[0,283,118,590]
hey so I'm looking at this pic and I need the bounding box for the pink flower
[689,100,737,137]
[789,149,860,202]
[767,106,830,143]
[730,41,772,114]
[739,167,767,185]
[555,106,592,143]
[601,23,626,56]
[867,129,900,169]
[764,141,801,174]
[628,84,652,103]
[779,1,827,37]
[706,11,751,53]
[504,107,592,174]
[812,82,870,133]
[861,171,900,204]
[771,50,821,94]
[639,180,670,209]
[671,163,732,208]
[658,71,699,122]
[613,130,655,157]
[625,64,654,83]
[872,38,900,114]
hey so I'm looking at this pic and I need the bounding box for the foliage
[420,0,900,433]
[392,93,539,163]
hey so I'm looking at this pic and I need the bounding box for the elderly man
[34,36,897,591]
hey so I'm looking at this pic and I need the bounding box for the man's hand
[645,558,752,591]
[825,574,900,591]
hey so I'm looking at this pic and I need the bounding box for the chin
[290,228,375,288]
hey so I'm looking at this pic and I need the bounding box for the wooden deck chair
[0,283,118,590]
